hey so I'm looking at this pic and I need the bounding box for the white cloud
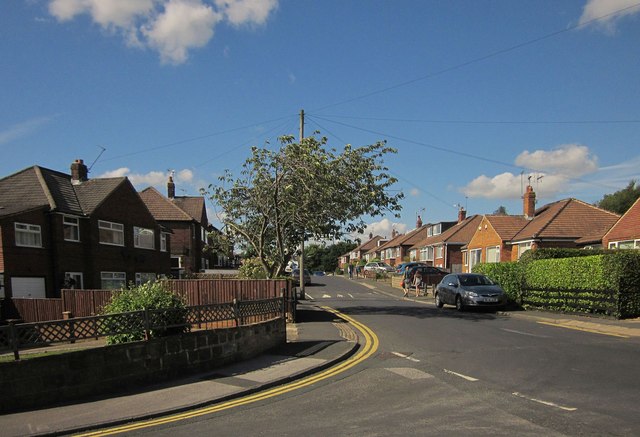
[461,172,569,200]
[47,0,278,64]
[0,115,56,145]
[357,218,407,240]
[214,0,278,26]
[176,168,194,182]
[578,0,640,33]
[142,0,222,64]
[461,144,601,200]
[515,143,598,178]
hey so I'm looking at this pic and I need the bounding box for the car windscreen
[459,275,494,286]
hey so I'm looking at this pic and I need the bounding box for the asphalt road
[125,275,640,436]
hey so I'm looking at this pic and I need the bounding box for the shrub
[101,281,188,344]
[238,257,268,279]
[472,262,522,303]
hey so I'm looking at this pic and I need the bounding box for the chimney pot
[523,185,536,219]
[70,159,88,185]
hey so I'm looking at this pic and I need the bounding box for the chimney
[391,229,397,238]
[523,185,536,219]
[167,175,175,199]
[70,159,88,185]
[416,215,423,228]
[458,207,467,223]
[369,232,373,240]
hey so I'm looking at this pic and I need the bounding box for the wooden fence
[1,279,294,323]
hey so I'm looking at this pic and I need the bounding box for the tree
[202,133,403,278]
[596,180,640,215]
[493,205,508,215]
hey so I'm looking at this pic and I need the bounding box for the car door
[441,274,458,304]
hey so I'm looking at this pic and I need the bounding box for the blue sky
[2,0,639,240]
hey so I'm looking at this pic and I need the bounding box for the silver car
[435,273,507,311]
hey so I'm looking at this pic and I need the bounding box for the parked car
[434,273,507,312]
[401,265,448,288]
[364,262,394,273]
[291,269,312,286]
[395,261,428,275]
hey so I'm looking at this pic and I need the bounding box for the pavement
[2,277,640,436]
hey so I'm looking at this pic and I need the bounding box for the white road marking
[512,392,577,412]
[392,351,420,362]
[362,283,376,290]
[501,328,548,338]
[322,294,331,298]
[443,369,479,381]
[305,293,314,300]
[348,293,354,299]
[387,367,434,380]
[337,294,344,298]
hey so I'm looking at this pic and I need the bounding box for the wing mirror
[448,282,458,288]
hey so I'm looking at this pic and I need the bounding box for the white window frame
[517,241,533,259]
[135,272,156,285]
[486,246,500,263]
[160,233,167,252]
[63,216,80,242]
[463,251,468,266]
[99,220,124,246]
[435,245,444,259]
[469,249,482,271]
[15,222,42,248]
[134,226,155,250]
[101,272,126,289]
[608,240,639,249]
[64,272,83,289]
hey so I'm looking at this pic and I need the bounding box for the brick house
[602,196,640,249]
[376,217,429,266]
[0,160,170,299]
[462,185,620,272]
[410,209,482,272]
[348,234,386,264]
[139,176,226,278]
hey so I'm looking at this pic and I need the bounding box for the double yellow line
[77,307,378,436]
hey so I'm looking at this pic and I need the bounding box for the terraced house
[0,159,170,300]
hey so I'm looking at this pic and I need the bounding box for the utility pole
[298,109,306,299]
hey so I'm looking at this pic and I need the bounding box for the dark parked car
[401,265,448,289]
[434,273,507,311]
[395,261,427,275]
[291,269,312,286]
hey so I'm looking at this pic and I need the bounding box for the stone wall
[0,318,286,413]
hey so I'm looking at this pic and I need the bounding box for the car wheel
[435,293,444,308]
[455,295,464,312]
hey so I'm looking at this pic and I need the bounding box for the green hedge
[472,262,522,303]
[475,250,640,318]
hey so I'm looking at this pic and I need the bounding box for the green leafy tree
[493,205,508,215]
[101,281,188,345]
[596,180,640,215]
[202,133,402,278]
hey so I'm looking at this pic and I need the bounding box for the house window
[135,272,156,285]
[160,233,167,252]
[608,240,639,249]
[435,245,444,259]
[463,251,468,266]
[64,272,83,289]
[101,272,126,289]
[99,220,124,246]
[15,223,42,247]
[63,216,80,242]
[469,249,482,271]
[486,246,500,263]
[517,242,532,259]
[134,226,155,250]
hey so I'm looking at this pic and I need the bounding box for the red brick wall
[603,198,640,247]
[465,217,513,272]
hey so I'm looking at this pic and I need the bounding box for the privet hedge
[473,249,640,319]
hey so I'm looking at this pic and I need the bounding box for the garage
[10,277,46,298]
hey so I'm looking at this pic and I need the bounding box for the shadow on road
[337,304,503,322]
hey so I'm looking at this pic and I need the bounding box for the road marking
[361,283,376,290]
[501,328,548,338]
[337,294,344,298]
[305,293,314,300]
[443,369,479,381]
[512,392,577,411]
[348,293,354,299]
[77,306,379,436]
[322,294,331,298]
[387,367,433,379]
[391,351,420,362]
[537,321,630,338]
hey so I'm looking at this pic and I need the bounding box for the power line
[316,115,640,125]
[311,3,640,112]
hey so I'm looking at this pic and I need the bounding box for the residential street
[122,276,640,436]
